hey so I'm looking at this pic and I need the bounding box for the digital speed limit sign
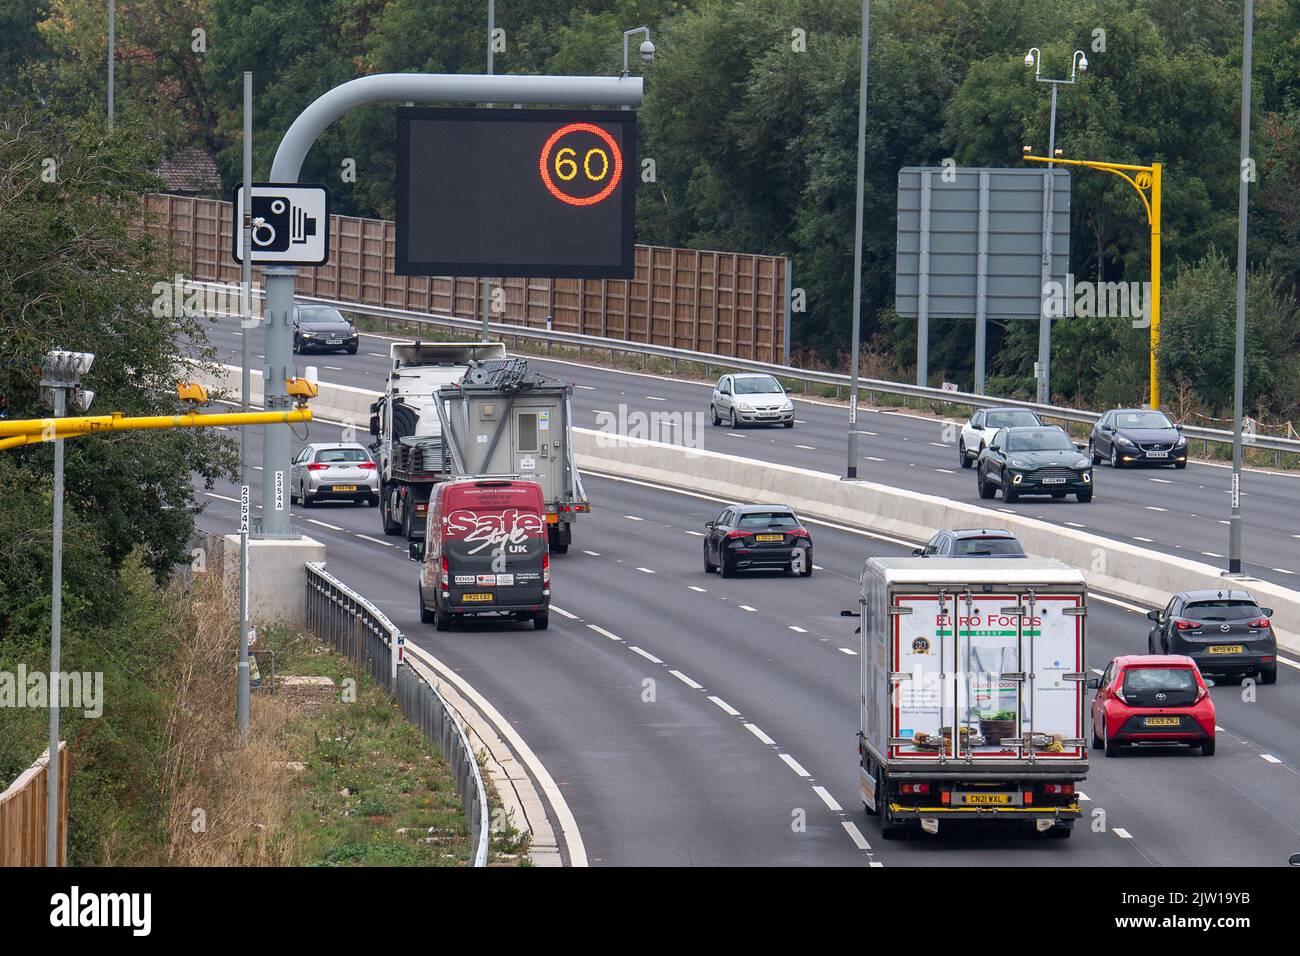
[395,107,636,278]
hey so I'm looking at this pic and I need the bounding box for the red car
[1089,655,1216,756]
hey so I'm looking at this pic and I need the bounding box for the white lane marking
[624,515,643,521]
[684,530,705,536]
[858,430,878,436]
[1280,655,1300,671]
[1092,592,1150,615]
[629,646,663,664]
[1220,520,1231,525]
[1078,791,1091,802]
[1262,754,1282,764]
[1149,477,1173,484]
[724,433,746,439]
[306,518,344,531]
[708,696,740,716]
[354,534,395,547]
[838,647,858,656]
[253,465,263,471]
[795,444,816,450]
[1215,725,1225,732]
[588,624,622,642]
[929,442,949,449]
[778,753,811,778]
[1146,506,1167,512]
[583,550,601,556]
[689,586,707,593]
[400,641,587,867]
[744,723,775,745]
[1065,521,1085,528]
[1133,536,1155,543]
[1202,551,1223,558]
[789,625,807,633]
[813,786,843,812]
[670,670,702,689]
[645,395,666,401]
[934,468,955,474]
[997,508,1016,515]
[550,605,579,620]
[636,567,655,574]
[1273,568,1295,575]
[365,352,386,357]
[574,384,595,390]
[1113,827,1133,839]
[204,492,240,503]
[812,564,824,570]
[324,365,343,371]
[842,822,872,851]
[863,455,886,462]
[738,605,757,612]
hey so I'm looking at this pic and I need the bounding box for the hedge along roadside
[194,365,1300,656]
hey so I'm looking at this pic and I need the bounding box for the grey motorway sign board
[895,167,1070,319]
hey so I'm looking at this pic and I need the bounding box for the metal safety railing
[305,561,489,867]
[190,278,1300,458]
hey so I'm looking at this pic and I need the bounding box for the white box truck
[370,341,508,541]
[854,557,1089,839]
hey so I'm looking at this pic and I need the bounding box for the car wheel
[1110,446,1122,469]
[1076,488,1093,503]
[292,336,300,354]
[977,467,997,500]
[1174,459,1187,470]
[1147,631,1160,655]
[710,404,720,426]
[1089,440,1101,465]
[729,410,740,429]
[1200,736,1216,756]
[958,438,972,468]
[367,494,379,507]
[419,588,435,625]
[346,344,358,355]
[703,544,718,573]
[1091,717,1103,750]
[1103,723,1120,758]
[719,554,735,578]
[301,485,314,507]
[533,611,549,631]
[434,604,453,632]
[798,554,813,577]
[1260,665,1278,685]
[783,420,794,428]
[1002,478,1019,503]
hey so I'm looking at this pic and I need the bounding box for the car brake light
[543,551,550,586]
[1194,686,1207,703]
[440,556,448,586]
[1246,617,1270,629]
[307,463,328,471]
[726,530,749,539]
[415,503,427,515]
[789,528,809,538]
[1174,619,1201,630]
[899,783,930,795]
[358,461,376,470]
[1041,783,1074,795]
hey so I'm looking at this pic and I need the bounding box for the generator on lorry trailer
[435,359,589,553]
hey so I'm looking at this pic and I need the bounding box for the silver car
[290,442,379,506]
[710,373,795,428]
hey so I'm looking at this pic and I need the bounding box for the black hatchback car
[1089,408,1188,468]
[976,426,1094,503]
[1147,589,1278,684]
[293,304,359,354]
[703,504,813,578]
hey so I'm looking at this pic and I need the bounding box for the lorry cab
[410,478,550,631]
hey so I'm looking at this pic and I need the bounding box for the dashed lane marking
[779,753,811,778]
[708,696,740,716]
[670,670,702,689]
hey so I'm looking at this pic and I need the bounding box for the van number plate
[461,593,493,602]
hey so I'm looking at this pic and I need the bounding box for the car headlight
[1175,436,1186,447]
[781,400,793,410]
[1010,459,1030,469]
[1074,457,1090,468]
[1116,436,1135,446]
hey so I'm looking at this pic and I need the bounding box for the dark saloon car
[913,528,1026,558]
[976,426,1093,503]
[1147,589,1278,684]
[703,505,813,578]
[293,304,359,354]
[1089,408,1187,468]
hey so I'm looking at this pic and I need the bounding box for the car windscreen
[953,537,1023,556]
[1183,600,1261,621]
[733,376,783,395]
[1115,411,1172,429]
[1006,429,1074,452]
[315,447,368,463]
[985,411,1040,429]
[1122,667,1198,707]
[298,308,348,325]
[736,512,798,530]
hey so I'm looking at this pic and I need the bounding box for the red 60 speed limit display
[395,107,636,278]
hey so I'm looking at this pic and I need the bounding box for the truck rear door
[513,407,553,494]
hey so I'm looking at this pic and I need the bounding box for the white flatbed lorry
[853,557,1089,839]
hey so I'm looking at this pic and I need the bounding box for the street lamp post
[1229,0,1255,576]
[846,0,870,480]
[1024,47,1087,404]
[39,349,95,867]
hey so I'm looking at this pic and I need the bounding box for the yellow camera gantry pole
[0,379,318,452]
[1023,149,1163,410]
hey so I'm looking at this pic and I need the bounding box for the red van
[410,478,550,631]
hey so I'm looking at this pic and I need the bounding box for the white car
[290,442,380,506]
[957,407,1043,468]
[710,373,795,428]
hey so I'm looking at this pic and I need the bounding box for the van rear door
[442,483,547,610]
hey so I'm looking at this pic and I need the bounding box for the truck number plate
[958,793,1013,806]
[461,593,494,602]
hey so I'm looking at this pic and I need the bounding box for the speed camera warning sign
[395,107,636,278]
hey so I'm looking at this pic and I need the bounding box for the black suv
[704,504,813,577]
[1147,589,1278,684]
[1089,408,1188,468]
[976,426,1093,503]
